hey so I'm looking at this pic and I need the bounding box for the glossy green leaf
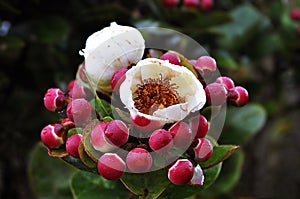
[210,4,264,50]
[78,141,97,169]
[220,103,267,145]
[158,163,222,199]
[121,169,170,198]
[201,150,245,197]
[28,142,75,199]
[82,119,103,162]
[200,145,239,169]
[70,171,132,199]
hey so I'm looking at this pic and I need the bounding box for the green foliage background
[1,0,300,198]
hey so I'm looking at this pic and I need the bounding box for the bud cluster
[40,51,248,187]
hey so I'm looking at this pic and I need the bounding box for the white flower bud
[80,22,145,92]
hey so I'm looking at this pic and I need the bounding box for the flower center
[133,74,182,114]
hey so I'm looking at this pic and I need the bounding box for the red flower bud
[66,98,92,126]
[149,129,173,152]
[43,88,66,112]
[66,134,82,158]
[168,159,194,185]
[160,52,181,66]
[126,148,152,173]
[111,68,128,91]
[97,153,126,180]
[40,123,66,149]
[205,82,228,106]
[228,86,249,107]
[190,114,209,138]
[169,121,193,148]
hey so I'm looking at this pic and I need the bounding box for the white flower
[79,22,145,92]
[119,58,206,123]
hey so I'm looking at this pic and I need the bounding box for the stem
[82,70,110,117]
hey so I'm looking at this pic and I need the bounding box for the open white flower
[79,22,145,92]
[119,58,206,123]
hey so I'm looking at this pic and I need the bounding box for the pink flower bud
[190,114,209,138]
[183,0,199,8]
[130,114,163,133]
[126,148,152,173]
[43,88,66,112]
[169,121,193,148]
[97,153,126,180]
[149,129,173,152]
[162,0,179,7]
[160,52,181,66]
[200,0,214,11]
[68,80,86,99]
[205,82,227,106]
[40,123,66,149]
[111,68,128,91]
[168,159,194,185]
[91,122,115,152]
[228,86,249,107]
[195,56,217,77]
[104,120,129,147]
[66,98,92,126]
[290,8,300,21]
[215,76,235,90]
[66,134,82,158]
[190,138,213,162]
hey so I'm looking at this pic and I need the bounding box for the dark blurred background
[1,0,300,198]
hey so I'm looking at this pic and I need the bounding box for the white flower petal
[119,58,206,123]
[80,22,145,91]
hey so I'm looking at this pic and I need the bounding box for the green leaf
[200,145,239,169]
[210,4,264,50]
[81,119,103,162]
[28,142,76,199]
[201,150,245,197]
[70,171,132,199]
[78,141,97,169]
[220,103,267,145]
[121,169,170,198]
[159,163,222,199]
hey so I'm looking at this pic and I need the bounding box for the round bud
[91,122,116,152]
[168,159,194,185]
[66,134,82,158]
[126,148,152,173]
[191,138,213,162]
[183,0,199,8]
[190,114,209,138]
[205,82,227,106]
[40,123,66,149]
[162,0,179,8]
[149,129,173,152]
[228,86,249,107]
[200,0,214,11]
[290,8,300,21]
[66,98,92,126]
[43,88,66,112]
[104,120,129,147]
[215,76,235,90]
[68,80,86,99]
[160,52,181,66]
[97,153,126,180]
[169,121,193,148]
[111,68,128,91]
[130,114,163,134]
[195,56,217,77]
